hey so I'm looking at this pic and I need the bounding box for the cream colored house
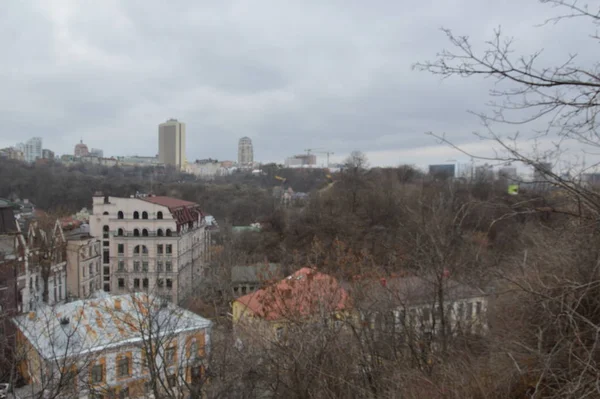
[13,293,212,399]
[89,193,207,304]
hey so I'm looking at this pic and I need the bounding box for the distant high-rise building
[18,137,42,163]
[429,164,456,180]
[499,167,518,181]
[42,149,55,160]
[90,148,104,158]
[74,140,89,157]
[533,162,552,181]
[238,137,253,167]
[285,154,317,167]
[158,119,186,169]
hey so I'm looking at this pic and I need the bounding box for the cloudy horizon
[1,0,595,168]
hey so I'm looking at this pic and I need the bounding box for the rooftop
[141,195,198,210]
[232,263,282,284]
[13,293,212,360]
[235,267,350,321]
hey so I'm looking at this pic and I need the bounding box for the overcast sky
[0,0,595,168]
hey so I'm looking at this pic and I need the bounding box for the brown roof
[141,196,197,209]
[235,267,350,321]
[141,196,203,228]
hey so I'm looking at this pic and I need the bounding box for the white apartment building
[237,137,253,167]
[65,226,102,299]
[89,193,207,304]
[14,293,212,399]
[16,137,43,163]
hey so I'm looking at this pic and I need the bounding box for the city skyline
[2,1,596,170]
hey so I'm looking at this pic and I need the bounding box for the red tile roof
[235,267,350,321]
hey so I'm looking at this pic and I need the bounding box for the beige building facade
[65,228,102,299]
[159,119,186,169]
[89,194,206,304]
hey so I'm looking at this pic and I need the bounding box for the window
[457,303,464,320]
[142,211,148,219]
[117,357,130,377]
[91,363,104,384]
[83,265,86,278]
[134,261,140,272]
[96,262,100,273]
[466,303,473,319]
[166,347,176,364]
[166,260,172,272]
[118,244,124,254]
[103,240,109,247]
[190,340,199,360]
[142,229,148,237]
[141,245,148,255]
[166,244,172,255]
[89,281,93,294]
[103,250,109,264]
[117,211,124,219]
[157,261,163,272]
[166,229,172,237]
[89,247,92,257]
[118,278,125,288]
[134,279,140,289]
[143,278,148,289]
[241,286,247,295]
[133,229,140,237]
[89,264,93,276]
[276,327,284,341]
[157,244,163,255]
[133,211,139,219]
[157,211,163,220]
[157,278,164,287]
[157,229,163,237]
[118,260,124,272]
[134,245,140,255]
[117,228,124,236]
[142,261,148,272]
[103,225,109,239]
[103,211,109,215]
[166,279,172,290]
[476,301,482,316]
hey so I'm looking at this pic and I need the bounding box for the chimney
[28,311,36,320]
[114,298,122,311]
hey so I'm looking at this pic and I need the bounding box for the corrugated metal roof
[13,293,212,360]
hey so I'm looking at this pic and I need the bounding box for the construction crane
[304,148,334,168]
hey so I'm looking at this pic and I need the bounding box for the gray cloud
[0,0,595,166]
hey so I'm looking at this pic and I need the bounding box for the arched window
[134,245,148,255]
[117,228,124,236]
[133,229,140,237]
[103,225,109,239]
[142,211,148,220]
[157,211,163,220]
[133,211,139,220]
[142,229,148,237]
[166,229,172,237]
[157,229,164,237]
[103,211,109,216]
[117,211,124,219]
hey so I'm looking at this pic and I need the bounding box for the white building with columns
[89,193,207,304]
